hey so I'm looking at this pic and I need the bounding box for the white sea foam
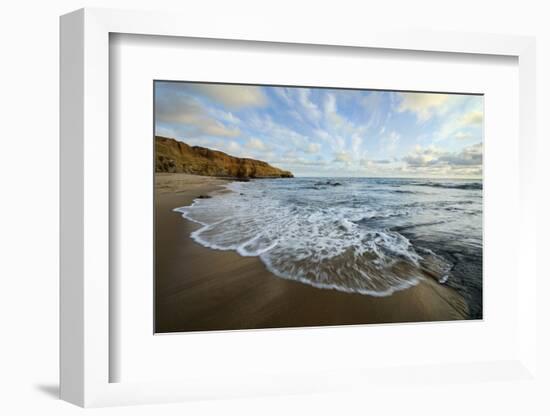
[173,178,474,296]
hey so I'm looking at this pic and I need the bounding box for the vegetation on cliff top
[155,136,294,179]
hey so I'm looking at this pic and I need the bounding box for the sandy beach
[155,173,468,333]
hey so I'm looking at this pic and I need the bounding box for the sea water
[175,177,483,318]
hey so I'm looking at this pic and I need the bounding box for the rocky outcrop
[155,136,294,178]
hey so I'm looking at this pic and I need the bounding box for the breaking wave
[173,178,478,296]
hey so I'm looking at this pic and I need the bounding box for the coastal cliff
[155,136,294,178]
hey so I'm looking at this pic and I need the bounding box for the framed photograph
[60,8,538,407]
[154,81,483,334]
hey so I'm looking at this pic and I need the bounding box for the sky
[155,81,483,178]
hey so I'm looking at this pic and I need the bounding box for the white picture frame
[60,7,538,407]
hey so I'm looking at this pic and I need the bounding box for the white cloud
[401,143,482,177]
[324,93,337,114]
[459,110,483,126]
[155,95,240,138]
[334,151,352,163]
[397,93,450,121]
[436,108,484,141]
[402,145,443,167]
[439,143,482,166]
[204,124,240,137]
[246,138,268,151]
[190,84,267,108]
[209,108,241,125]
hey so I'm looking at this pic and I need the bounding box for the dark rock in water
[414,182,482,190]
[402,232,483,320]
[239,193,245,196]
[314,180,342,187]
[197,195,212,199]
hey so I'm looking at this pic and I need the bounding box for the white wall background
[0,0,548,414]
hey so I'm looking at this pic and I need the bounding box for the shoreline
[155,173,469,333]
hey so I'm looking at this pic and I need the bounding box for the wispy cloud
[297,88,322,122]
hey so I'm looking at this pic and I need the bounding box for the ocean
[175,177,483,319]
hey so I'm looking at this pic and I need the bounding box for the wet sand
[155,173,468,333]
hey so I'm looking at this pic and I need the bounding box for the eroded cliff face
[155,136,294,178]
